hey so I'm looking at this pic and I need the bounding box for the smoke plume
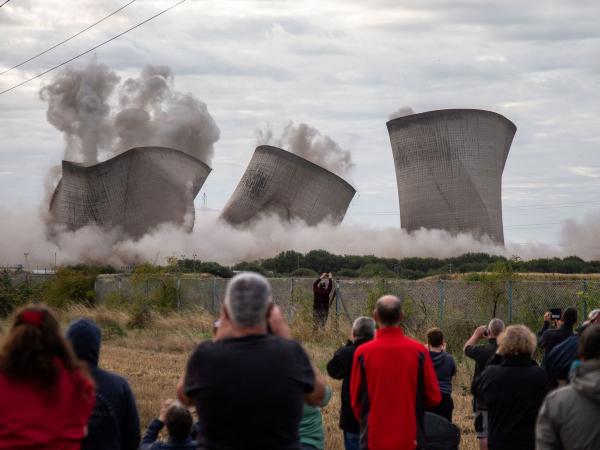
[389,106,415,120]
[39,60,220,166]
[559,211,600,260]
[39,59,120,165]
[256,121,353,177]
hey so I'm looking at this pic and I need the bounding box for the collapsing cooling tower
[221,145,356,225]
[49,146,211,238]
[386,109,516,244]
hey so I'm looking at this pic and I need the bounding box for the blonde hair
[497,325,536,357]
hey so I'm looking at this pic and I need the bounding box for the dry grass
[1,306,480,449]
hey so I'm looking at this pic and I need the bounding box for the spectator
[299,385,332,450]
[463,318,505,450]
[351,295,441,450]
[538,307,577,367]
[0,304,95,449]
[140,399,197,450]
[177,272,326,450]
[536,324,600,450]
[426,327,456,422]
[473,325,550,450]
[313,273,333,328]
[66,318,141,450]
[545,308,600,384]
[424,412,461,450]
[326,316,376,450]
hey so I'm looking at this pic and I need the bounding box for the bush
[337,268,359,278]
[43,268,97,308]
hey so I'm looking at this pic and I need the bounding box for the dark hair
[376,296,402,327]
[0,304,83,390]
[166,403,193,441]
[562,307,578,327]
[427,327,444,347]
[579,324,600,360]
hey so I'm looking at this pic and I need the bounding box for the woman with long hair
[0,304,95,449]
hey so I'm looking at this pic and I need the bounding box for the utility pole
[23,252,28,271]
[54,252,57,271]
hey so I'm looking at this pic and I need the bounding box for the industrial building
[386,109,516,243]
[221,145,356,226]
[49,146,211,238]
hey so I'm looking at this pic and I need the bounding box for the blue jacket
[66,319,141,450]
[140,419,197,450]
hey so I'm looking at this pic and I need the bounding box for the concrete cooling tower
[221,145,356,226]
[49,146,211,239]
[386,109,516,244]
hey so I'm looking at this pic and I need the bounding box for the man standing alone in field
[351,295,441,450]
[313,272,333,328]
[177,272,326,450]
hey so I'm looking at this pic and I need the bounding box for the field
[0,306,480,449]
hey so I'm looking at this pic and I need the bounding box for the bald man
[350,296,441,450]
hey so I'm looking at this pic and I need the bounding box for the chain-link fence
[96,275,600,331]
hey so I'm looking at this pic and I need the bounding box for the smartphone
[550,308,562,321]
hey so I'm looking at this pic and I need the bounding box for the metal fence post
[438,280,445,322]
[507,280,513,323]
[212,278,217,315]
[290,278,294,303]
[581,280,589,320]
[176,276,181,311]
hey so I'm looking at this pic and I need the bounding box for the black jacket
[464,339,497,410]
[537,322,574,366]
[66,319,141,450]
[473,356,550,450]
[326,338,372,433]
[424,412,460,450]
[313,278,332,308]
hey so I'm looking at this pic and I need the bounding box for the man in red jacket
[351,295,441,450]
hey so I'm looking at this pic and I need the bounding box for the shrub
[43,268,96,308]
[291,268,318,277]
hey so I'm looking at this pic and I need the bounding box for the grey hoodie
[536,358,600,450]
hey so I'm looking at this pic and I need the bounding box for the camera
[550,308,562,321]
[483,328,489,337]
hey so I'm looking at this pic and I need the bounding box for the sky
[0,0,599,259]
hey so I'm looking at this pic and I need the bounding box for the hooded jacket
[429,351,456,395]
[536,358,600,450]
[66,319,141,450]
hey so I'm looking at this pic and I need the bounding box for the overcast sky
[1,0,599,248]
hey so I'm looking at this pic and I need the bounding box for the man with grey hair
[177,272,326,450]
[464,318,505,450]
[326,317,376,450]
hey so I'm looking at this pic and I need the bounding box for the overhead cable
[0,0,137,76]
[0,0,186,96]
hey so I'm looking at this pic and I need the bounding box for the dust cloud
[256,122,353,178]
[388,106,415,120]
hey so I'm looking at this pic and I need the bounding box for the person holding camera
[463,318,505,450]
[177,272,327,450]
[537,307,577,367]
[313,272,333,329]
[140,399,197,450]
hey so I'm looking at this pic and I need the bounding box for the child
[426,327,456,422]
[141,399,197,450]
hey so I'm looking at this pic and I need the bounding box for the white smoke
[39,59,120,165]
[389,106,415,120]
[256,121,353,177]
[4,209,599,268]
[559,211,600,260]
[39,60,220,166]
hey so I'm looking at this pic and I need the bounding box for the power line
[0,0,137,76]
[0,0,187,96]
[0,0,11,8]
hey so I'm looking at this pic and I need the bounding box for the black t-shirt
[184,334,315,450]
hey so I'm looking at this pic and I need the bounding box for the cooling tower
[386,109,516,244]
[221,145,356,225]
[49,146,211,238]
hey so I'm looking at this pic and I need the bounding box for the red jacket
[351,327,441,450]
[0,362,95,450]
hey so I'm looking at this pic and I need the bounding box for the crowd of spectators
[0,272,598,450]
